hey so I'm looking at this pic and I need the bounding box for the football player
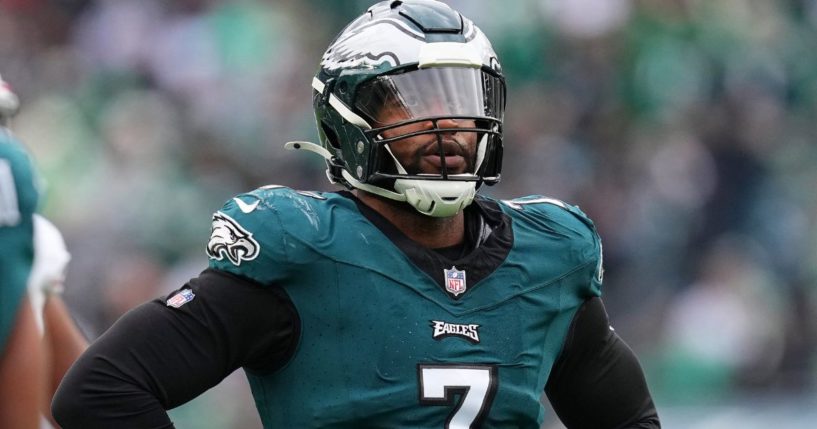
[1,74,47,428]
[53,1,660,428]
[1,74,88,428]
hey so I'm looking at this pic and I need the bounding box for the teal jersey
[208,186,603,428]
[0,130,39,354]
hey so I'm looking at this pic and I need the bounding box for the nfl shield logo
[166,289,195,308]
[444,266,467,296]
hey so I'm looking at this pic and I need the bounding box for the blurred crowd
[2,0,817,427]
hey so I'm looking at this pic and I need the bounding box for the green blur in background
[2,0,816,427]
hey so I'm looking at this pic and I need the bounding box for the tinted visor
[355,67,504,126]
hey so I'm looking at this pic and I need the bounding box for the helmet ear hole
[321,121,342,150]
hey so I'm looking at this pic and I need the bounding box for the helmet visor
[354,67,504,127]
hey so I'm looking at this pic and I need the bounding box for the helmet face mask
[312,0,506,217]
[360,66,503,182]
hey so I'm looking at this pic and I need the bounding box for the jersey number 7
[418,364,498,429]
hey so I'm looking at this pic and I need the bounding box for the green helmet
[306,0,505,217]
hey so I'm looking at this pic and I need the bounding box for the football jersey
[208,186,603,428]
[0,130,39,354]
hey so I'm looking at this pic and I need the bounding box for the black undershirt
[545,297,660,428]
[433,241,469,260]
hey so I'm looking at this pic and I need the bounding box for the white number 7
[418,364,498,429]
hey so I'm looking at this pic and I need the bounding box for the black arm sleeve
[51,268,300,429]
[545,297,660,429]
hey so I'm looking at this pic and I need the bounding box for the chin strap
[394,179,475,217]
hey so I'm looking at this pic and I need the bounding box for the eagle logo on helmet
[321,8,486,72]
[206,211,260,266]
[321,17,424,71]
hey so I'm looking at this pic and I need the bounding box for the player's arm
[51,268,300,429]
[0,297,46,429]
[43,295,88,396]
[42,295,88,417]
[24,214,89,422]
[545,297,660,429]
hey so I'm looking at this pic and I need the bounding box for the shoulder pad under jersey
[501,195,604,296]
[205,185,330,285]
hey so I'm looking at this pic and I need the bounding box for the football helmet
[303,0,505,217]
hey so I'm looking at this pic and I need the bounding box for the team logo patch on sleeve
[166,289,195,308]
[206,211,260,266]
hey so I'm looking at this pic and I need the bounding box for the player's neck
[354,190,465,249]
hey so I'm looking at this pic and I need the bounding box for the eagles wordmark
[430,321,481,344]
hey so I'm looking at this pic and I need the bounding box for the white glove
[27,214,71,334]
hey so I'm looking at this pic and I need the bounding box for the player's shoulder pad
[501,195,604,291]
[205,185,328,283]
[501,195,596,233]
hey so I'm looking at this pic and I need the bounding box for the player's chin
[420,155,467,174]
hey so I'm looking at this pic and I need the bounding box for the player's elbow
[51,350,176,429]
[51,373,86,428]
[51,354,114,429]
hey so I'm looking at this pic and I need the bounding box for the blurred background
[2,0,817,427]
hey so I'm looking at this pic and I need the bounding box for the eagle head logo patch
[206,211,260,266]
